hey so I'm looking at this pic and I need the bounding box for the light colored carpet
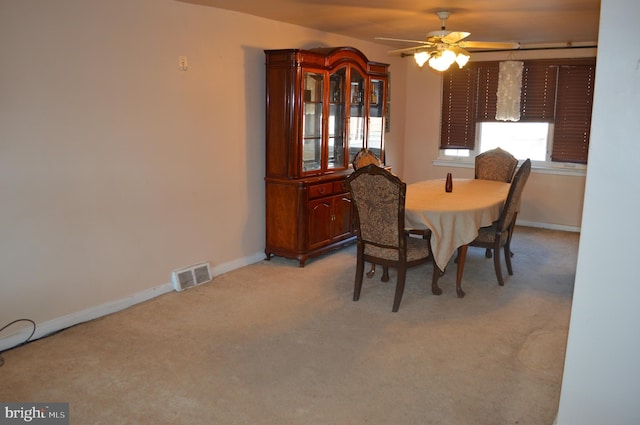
[0,226,577,425]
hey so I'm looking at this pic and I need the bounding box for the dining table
[404,177,510,298]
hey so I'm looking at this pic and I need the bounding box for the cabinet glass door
[327,68,346,170]
[348,69,365,163]
[367,79,385,160]
[302,72,324,173]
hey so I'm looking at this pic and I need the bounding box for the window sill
[432,158,587,177]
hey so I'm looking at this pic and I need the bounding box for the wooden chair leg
[381,266,390,282]
[507,216,517,258]
[504,243,514,276]
[392,267,407,312]
[353,253,365,301]
[492,245,505,286]
[366,263,376,278]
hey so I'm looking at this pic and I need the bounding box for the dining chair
[351,148,382,278]
[346,164,439,312]
[475,147,518,183]
[475,147,519,258]
[352,148,381,170]
[354,147,432,256]
[469,158,531,286]
[351,150,431,281]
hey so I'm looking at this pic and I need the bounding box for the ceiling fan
[376,11,520,71]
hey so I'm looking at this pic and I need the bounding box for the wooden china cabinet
[264,47,389,266]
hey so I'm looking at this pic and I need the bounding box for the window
[440,58,596,165]
[479,122,549,161]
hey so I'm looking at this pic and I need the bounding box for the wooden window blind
[440,67,477,149]
[475,63,500,122]
[440,57,596,164]
[551,62,596,164]
[520,61,558,122]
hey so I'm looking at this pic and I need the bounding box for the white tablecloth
[405,178,510,270]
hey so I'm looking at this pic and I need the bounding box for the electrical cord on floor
[0,319,37,368]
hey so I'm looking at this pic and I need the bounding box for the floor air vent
[172,262,212,291]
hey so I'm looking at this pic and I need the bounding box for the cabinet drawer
[333,180,349,194]
[309,183,333,199]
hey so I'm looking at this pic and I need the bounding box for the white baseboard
[517,219,581,233]
[213,252,266,276]
[0,251,266,352]
[0,282,174,353]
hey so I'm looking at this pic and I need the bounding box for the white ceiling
[178,0,600,50]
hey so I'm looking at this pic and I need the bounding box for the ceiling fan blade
[387,45,435,54]
[375,36,430,45]
[440,31,470,44]
[458,41,521,50]
[449,46,470,56]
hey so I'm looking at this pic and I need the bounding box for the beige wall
[0,0,405,338]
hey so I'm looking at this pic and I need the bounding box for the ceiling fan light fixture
[415,46,470,71]
[448,45,471,68]
[455,52,470,68]
[414,51,430,67]
[428,49,456,71]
